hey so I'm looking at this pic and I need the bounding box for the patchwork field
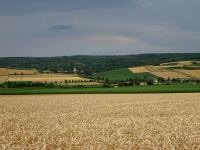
[0,68,40,83]
[0,67,94,84]
[129,66,190,79]
[1,94,200,149]
[129,61,200,79]
[150,71,190,79]
[177,69,200,79]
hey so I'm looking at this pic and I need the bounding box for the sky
[0,0,200,57]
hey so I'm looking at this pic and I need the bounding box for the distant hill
[0,53,200,75]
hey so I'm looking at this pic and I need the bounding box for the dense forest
[0,53,200,75]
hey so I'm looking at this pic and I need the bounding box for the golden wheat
[0,94,200,149]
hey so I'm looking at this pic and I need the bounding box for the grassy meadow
[0,84,200,95]
[94,68,155,81]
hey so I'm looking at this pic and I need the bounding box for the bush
[145,79,154,85]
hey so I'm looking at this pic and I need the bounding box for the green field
[0,84,200,95]
[94,68,155,81]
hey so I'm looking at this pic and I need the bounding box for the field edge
[0,84,200,95]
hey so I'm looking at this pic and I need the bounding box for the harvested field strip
[150,71,189,79]
[5,74,90,83]
[0,68,8,76]
[7,69,38,75]
[0,94,200,149]
[176,70,200,79]
[174,70,195,78]
[160,61,195,67]
[129,66,170,73]
[8,77,88,82]
[128,66,150,73]
[0,68,38,76]
[146,66,168,72]
[129,61,200,79]
[129,66,198,79]
[0,76,8,83]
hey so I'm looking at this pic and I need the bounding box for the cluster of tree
[0,53,200,76]
[166,78,200,84]
[0,82,55,88]
[101,77,200,87]
[64,79,94,84]
[0,81,103,89]
[1,77,199,89]
[101,78,155,87]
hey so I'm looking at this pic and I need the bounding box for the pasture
[94,68,155,81]
[0,94,200,149]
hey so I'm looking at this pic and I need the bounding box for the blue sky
[0,0,200,56]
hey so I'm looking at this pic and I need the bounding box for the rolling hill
[0,53,200,74]
[94,60,200,81]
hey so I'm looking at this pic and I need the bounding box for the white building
[73,67,77,74]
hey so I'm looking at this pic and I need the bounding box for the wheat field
[1,94,200,149]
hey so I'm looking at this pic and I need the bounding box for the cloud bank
[0,0,200,56]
